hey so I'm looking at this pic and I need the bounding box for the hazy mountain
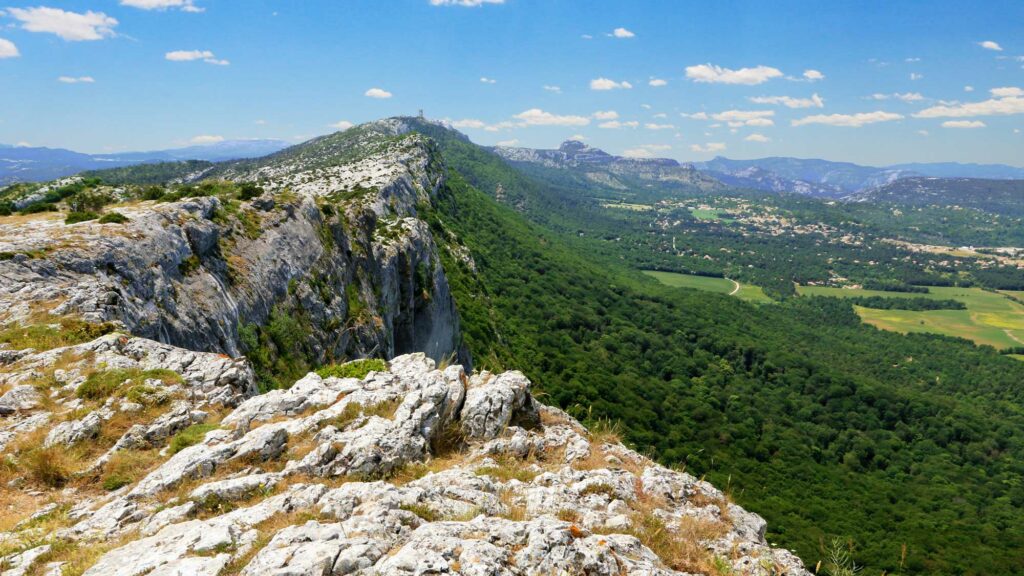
[492,140,723,193]
[694,156,1024,198]
[847,176,1024,217]
[0,139,290,184]
[695,156,916,197]
[885,161,1024,180]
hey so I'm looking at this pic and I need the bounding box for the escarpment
[0,120,466,378]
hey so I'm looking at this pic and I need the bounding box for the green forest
[413,127,1024,575]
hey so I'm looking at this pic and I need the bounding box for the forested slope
[415,123,1024,575]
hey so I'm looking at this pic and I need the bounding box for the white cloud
[592,110,619,120]
[57,76,95,84]
[495,139,519,147]
[513,108,590,126]
[480,76,496,84]
[611,27,635,38]
[942,120,986,128]
[365,88,393,99]
[964,85,975,92]
[894,92,923,102]
[803,69,825,81]
[580,34,593,40]
[598,120,639,129]
[0,39,20,58]
[792,111,903,127]
[690,142,727,153]
[645,123,675,130]
[649,78,667,87]
[623,144,671,158]
[429,0,504,5]
[543,85,562,93]
[165,50,228,65]
[914,89,1024,118]
[7,7,117,41]
[450,119,487,129]
[190,135,224,145]
[590,77,633,90]
[910,73,924,81]
[978,40,1003,51]
[686,63,783,85]
[696,109,776,127]
[682,112,709,120]
[748,93,824,108]
[120,0,203,12]
[166,50,212,61]
[254,120,267,125]
[329,120,354,130]
[868,92,924,102]
[991,86,1024,98]
[917,130,930,136]
[744,133,770,142]
[569,134,586,141]
[905,57,921,63]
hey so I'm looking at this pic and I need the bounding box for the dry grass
[475,458,539,483]
[497,489,526,521]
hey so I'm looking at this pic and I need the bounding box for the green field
[799,285,1024,351]
[643,270,772,303]
[689,207,734,222]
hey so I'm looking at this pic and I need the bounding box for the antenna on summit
[418,109,424,119]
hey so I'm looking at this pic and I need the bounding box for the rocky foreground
[0,331,809,576]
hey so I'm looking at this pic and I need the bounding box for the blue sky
[0,0,1022,166]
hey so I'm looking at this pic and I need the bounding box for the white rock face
[0,352,810,575]
[0,121,465,365]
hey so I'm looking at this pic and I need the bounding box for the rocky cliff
[0,339,809,575]
[0,120,466,377]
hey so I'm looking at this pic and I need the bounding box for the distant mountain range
[846,176,1024,217]
[0,139,290,184]
[695,156,1024,198]
[492,140,723,192]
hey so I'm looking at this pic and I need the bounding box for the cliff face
[0,340,810,575]
[0,121,465,368]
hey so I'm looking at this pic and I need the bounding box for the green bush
[169,423,218,454]
[76,368,182,401]
[65,211,99,224]
[98,212,129,224]
[315,358,388,380]
[102,474,132,491]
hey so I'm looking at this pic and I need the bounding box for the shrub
[98,212,129,224]
[169,423,218,454]
[76,368,182,401]
[315,358,388,380]
[238,183,263,201]
[23,446,72,487]
[178,255,201,276]
[102,474,132,491]
[65,211,100,224]
[77,369,134,400]
[0,317,116,351]
[20,203,58,214]
[399,503,438,522]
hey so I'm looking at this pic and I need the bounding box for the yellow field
[798,285,1024,351]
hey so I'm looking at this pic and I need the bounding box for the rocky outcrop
[0,122,466,366]
[0,351,810,575]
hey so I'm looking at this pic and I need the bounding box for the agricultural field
[689,207,734,222]
[799,285,1024,351]
[643,270,772,303]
